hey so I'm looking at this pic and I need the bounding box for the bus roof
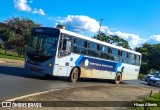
[38,27,141,56]
[59,29,141,56]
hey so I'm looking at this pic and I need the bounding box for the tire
[149,80,155,86]
[115,73,122,84]
[147,79,151,85]
[69,67,79,83]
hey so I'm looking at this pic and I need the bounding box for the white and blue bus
[25,27,141,84]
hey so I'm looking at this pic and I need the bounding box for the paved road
[0,62,150,101]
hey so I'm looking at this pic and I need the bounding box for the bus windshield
[27,30,59,62]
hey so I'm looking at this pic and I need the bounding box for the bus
[25,27,141,84]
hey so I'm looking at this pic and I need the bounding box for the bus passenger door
[56,34,72,76]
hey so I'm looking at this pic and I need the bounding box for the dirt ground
[0,58,24,65]
[1,85,159,110]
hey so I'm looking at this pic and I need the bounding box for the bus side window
[118,50,122,62]
[62,39,67,50]
[58,40,62,51]
[111,48,119,61]
[58,34,72,57]
[135,55,140,66]
[97,44,101,51]
[122,51,127,63]
[88,42,99,57]
[58,34,63,51]
[101,45,108,52]
[62,40,71,51]
[108,48,111,53]
[84,41,88,48]
[72,38,85,54]
[129,53,135,65]
[118,50,122,56]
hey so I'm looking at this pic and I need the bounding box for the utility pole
[98,18,104,34]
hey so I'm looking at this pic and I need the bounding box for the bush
[0,43,4,49]
[138,74,146,80]
[134,93,160,110]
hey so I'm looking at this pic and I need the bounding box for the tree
[1,17,41,56]
[148,44,160,70]
[93,32,131,49]
[93,32,110,43]
[136,43,160,74]
[0,26,14,54]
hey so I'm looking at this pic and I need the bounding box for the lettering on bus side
[75,56,122,72]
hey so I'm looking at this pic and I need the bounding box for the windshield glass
[27,28,60,62]
[27,35,58,56]
[154,74,160,78]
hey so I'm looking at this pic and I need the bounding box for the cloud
[55,15,160,48]
[113,31,147,48]
[145,35,160,44]
[56,15,145,48]
[56,15,108,33]
[150,35,160,42]
[107,31,160,48]
[32,8,45,16]
[14,0,45,16]
[14,0,31,12]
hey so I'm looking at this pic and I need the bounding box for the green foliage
[0,39,4,49]
[145,93,160,101]
[139,62,149,74]
[136,43,160,74]
[0,26,14,45]
[0,49,24,60]
[138,74,146,79]
[6,17,41,45]
[134,93,160,110]
[0,17,41,56]
[93,32,131,49]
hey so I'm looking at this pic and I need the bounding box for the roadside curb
[5,88,69,101]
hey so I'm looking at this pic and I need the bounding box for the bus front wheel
[69,67,79,83]
[115,73,122,84]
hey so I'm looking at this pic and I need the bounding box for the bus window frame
[58,34,73,57]
[58,32,141,66]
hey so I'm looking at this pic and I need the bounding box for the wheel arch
[117,71,122,79]
[70,66,81,78]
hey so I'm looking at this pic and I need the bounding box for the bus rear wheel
[69,67,79,82]
[115,73,122,84]
[69,67,79,83]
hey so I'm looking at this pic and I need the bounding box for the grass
[0,49,24,60]
[134,92,160,110]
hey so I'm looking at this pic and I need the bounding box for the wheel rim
[73,68,78,80]
[117,75,121,81]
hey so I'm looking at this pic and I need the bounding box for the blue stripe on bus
[114,62,122,74]
[75,55,84,66]
[75,56,123,73]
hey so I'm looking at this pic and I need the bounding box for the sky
[0,0,160,48]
